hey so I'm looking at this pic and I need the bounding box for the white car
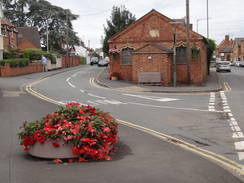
[235,61,241,67]
[216,61,231,72]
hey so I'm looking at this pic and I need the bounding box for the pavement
[1,65,243,183]
[96,67,223,93]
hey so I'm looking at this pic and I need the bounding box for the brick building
[16,27,41,52]
[108,9,208,86]
[1,18,18,51]
[216,35,244,62]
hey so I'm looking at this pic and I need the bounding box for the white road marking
[68,82,76,88]
[238,152,244,161]
[124,94,179,102]
[88,93,106,99]
[128,102,223,113]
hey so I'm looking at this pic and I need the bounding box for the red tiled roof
[1,18,18,32]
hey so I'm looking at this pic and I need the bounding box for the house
[216,35,238,62]
[94,48,104,60]
[235,37,244,61]
[16,27,41,52]
[108,9,207,86]
[1,18,18,51]
[74,40,92,64]
[216,35,244,62]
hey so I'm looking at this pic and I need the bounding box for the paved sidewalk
[1,66,243,183]
[96,67,222,93]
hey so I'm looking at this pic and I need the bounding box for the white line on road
[128,102,224,113]
[124,94,179,102]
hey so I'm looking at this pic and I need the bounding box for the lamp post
[207,0,209,38]
[169,22,181,87]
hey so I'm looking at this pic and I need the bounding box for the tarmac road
[0,66,243,183]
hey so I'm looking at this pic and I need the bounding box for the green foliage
[93,52,99,57]
[0,58,30,67]
[1,0,80,52]
[103,5,136,54]
[3,48,20,59]
[43,53,56,64]
[190,46,200,61]
[23,49,43,61]
[80,56,86,65]
[206,38,217,74]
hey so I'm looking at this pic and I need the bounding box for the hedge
[0,58,30,67]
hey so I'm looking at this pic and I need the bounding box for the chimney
[225,35,229,41]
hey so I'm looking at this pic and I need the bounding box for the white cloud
[47,0,244,48]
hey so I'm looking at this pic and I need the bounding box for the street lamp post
[169,22,181,87]
[196,18,211,34]
[207,0,209,38]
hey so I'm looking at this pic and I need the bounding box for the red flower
[53,158,62,163]
[69,159,74,163]
[52,142,60,147]
[18,103,119,161]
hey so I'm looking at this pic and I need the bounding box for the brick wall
[18,40,38,52]
[0,62,42,77]
[109,10,207,86]
[3,31,18,51]
[62,56,80,68]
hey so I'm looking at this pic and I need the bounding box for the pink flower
[103,127,111,132]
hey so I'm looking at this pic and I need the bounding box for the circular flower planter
[28,140,79,159]
[18,103,119,161]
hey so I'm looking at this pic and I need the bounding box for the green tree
[0,0,35,27]
[1,0,80,52]
[206,38,217,75]
[103,5,136,54]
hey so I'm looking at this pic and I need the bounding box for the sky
[47,0,244,49]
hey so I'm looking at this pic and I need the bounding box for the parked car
[235,61,241,67]
[229,61,234,66]
[97,60,108,67]
[90,57,99,65]
[239,61,244,67]
[216,61,231,72]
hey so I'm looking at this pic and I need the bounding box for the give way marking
[123,94,179,102]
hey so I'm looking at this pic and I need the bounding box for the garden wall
[0,62,42,77]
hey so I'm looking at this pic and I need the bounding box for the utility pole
[46,21,49,53]
[66,11,69,67]
[0,3,4,60]
[169,22,181,87]
[186,0,190,85]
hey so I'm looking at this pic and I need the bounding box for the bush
[43,53,56,64]
[3,48,21,59]
[23,49,58,64]
[80,56,86,65]
[23,49,43,61]
[0,58,30,67]
[18,103,119,161]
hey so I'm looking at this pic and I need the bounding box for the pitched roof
[16,27,41,48]
[109,9,204,43]
[235,38,244,46]
[220,46,233,53]
[1,18,18,32]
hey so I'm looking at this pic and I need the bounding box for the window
[176,46,187,64]
[122,48,134,65]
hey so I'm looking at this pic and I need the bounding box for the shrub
[18,103,119,161]
[23,49,43,61]
[0,58,30,67]
[43,53,56,64]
